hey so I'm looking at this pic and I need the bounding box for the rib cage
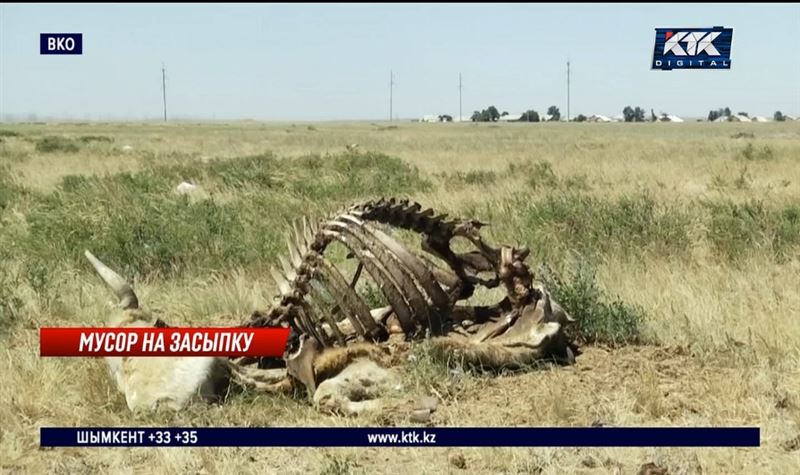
[246,197,542,355]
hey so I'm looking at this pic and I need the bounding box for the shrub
[513,192,691,261]
[707,200,800,261]
[506,159,557,188]
[441,170,497,187]
[0,269,22,334]
[35,136,80,153]
[0,166,25,212]
[77,135,114,143]
[739,143,775,161]
[540,259,645,346]
[16,151,430,280]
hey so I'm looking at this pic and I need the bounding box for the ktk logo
[663,31,721,56]
[652,27,733,70]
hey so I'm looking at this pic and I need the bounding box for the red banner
[39,327,291,357]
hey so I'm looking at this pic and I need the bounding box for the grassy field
[1,120,799,474]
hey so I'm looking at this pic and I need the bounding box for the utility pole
[566,59,570,122]
[389,70,395,121]
[459,73,463,122]
[161,63,168,122]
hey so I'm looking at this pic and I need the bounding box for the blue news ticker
[40,427,761,448]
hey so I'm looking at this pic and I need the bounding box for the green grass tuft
[540,259,645,346]
[35,136,81,153]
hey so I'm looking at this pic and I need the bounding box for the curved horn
[84,250,139,310]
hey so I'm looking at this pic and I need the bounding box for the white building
[587,114,612,123]
[498,113,524,122]
[752,116,769,123]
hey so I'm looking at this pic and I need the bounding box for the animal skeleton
[86,197,578,412]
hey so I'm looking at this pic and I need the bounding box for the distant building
[752,116,769,123]
[498,113,524,122]
[660,114,684,122]
[729,114,751,122]
[587,114,612,123]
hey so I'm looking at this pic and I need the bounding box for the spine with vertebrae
[248,197,539,354]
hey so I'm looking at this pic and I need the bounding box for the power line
[389,70,396,121]
[566,59,570,122]
[161,63,168,122]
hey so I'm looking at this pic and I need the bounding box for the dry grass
[1,120,799,474]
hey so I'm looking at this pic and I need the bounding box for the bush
[514,192,691,260]
[35,136,80,153]
[0,129,21,138]
[707,200,800,261]
[0,166,25,212]
[16,151,431,280]
[730,132,754,139]
[0,262,22,334]
[739,143,775,161]
[441,170,497,187]
[507,159,556,185]
[77,135,114,143]
[540,259,645,346]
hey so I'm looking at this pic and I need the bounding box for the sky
[1,3,799,121]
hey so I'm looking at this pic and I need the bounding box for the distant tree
[487,106,500,122]
[623,106,635,122]
[575,114,587,122]
[708,107,731,122]
[774,111,786,122]
[520,110,540,122]
[623,106,646,122]
[501,111,509,117]
[737,111,749,117]
[547,105,561,121]
[472,106,501,122]
[651,109,657,122]
[439,114,453,122]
